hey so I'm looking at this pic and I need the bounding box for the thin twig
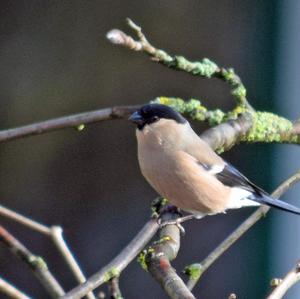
[0,204,51,235]
[61,218,159,299]
[107,19,253,110]
[186,169,300,290]
[0,205,96,298]
[0,225,65,298]
[108,277,123,299]
[267,261,300,299]
[0,276,31,299]
[50,227,96,299]
[0,105,138,143]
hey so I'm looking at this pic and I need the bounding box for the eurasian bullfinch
[129,103,300,218]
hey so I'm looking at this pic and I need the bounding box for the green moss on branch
[152,97,226,126]
[111,19,252,110]
[243,112,297,143]
[102,267,120,283]
[183,264,202,281]
[108,19,300,145]
[152,97,299,145]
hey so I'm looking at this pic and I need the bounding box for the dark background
[1,1,298,298]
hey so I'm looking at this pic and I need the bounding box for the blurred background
[0,1,299,298]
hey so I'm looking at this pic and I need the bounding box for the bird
[129,103,300,219]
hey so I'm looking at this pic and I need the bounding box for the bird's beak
[129,111,144,126]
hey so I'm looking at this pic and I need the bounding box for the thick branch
[0,106,138,143]
[153,97,300,147]
[0,225,65,298]
[144,212,195,299]
[185,170,300,290]
[200,114,252,152]
[61,218,159,299]
[267,261,300,299]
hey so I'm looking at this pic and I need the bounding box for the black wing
[214,162,267,197]
[199,161,300,215]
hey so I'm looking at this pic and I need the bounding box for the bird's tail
[252,194,300,215]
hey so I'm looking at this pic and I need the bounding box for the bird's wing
[198,161,266,195]
[213,162,267,196]
[199,161,300,215]
[186,138,267,195]
[185,137,300,214]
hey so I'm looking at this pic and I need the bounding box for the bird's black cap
[129,104,187,130]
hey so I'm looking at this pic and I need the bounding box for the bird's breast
[136,133,231,215]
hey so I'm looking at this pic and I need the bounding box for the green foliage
[137,248,154,271]
[103,267,120,282]
[183,263,202,280]
[150,197,168,218]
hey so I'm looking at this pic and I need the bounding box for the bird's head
[129,104,187,130]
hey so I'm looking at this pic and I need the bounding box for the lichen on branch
[152,97,299,145]
[107,19,300,147]
[107,18,252,111]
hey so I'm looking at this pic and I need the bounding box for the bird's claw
[158,218,186,235]
[158,215,197,235]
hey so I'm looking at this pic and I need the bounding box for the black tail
[252,194,300,215]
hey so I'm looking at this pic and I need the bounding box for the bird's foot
[158,218,186,235]
[158,215,196,235]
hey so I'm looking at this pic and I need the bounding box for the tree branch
[0,225,65,298]
[291,121,300,135]
[0,106,138,143]
[0,95,298,148]
[185,169,300,290]
[107,277,123,299]
[61,218,159,299]
[107,19,252,110]
[267,261,300,299]
[0,276,31,299]
[0,205,96,299]
[143,212,196,299]
[0,20,297,147]
[200,114,252,152]
[50,227,96,299]
[107,19,300,146]
[0,204,50,235]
